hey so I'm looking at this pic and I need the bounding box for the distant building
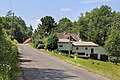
[23,38,32,44]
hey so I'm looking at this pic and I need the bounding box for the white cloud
[26,19,41,31]
[80,0,113,4]
[60,8,70,12]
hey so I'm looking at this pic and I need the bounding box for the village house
[57,33,108,61]
[57,33,80,53]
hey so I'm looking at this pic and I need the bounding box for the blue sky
[0,0,119,29]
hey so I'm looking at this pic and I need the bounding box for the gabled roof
[73,41,99,47]
[57,33,80,41]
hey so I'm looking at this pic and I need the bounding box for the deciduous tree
[105,29,120,64]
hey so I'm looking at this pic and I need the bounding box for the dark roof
[57,33,80,41]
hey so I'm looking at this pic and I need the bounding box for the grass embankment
[39,49,120,80]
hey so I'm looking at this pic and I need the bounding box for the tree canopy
[55,17,72,33]
[0,11,33,43]
[37,16,56,38]
[105,29,120,64]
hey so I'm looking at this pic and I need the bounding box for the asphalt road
[18,44,109,80]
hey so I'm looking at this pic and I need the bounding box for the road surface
[18,44,109,80]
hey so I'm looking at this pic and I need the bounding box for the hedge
[0,29,19,80]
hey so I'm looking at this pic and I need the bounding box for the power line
[9,0,15,40]
[9,0,13,10]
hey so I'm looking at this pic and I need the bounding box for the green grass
[39,49,120,80]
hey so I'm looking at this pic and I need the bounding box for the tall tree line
[34,5,120,46]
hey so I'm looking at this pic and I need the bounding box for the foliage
[13,39,19,44]
[74,53,79,59]
[105,29,120,64]
[74,5,116,46]
[72,5,120,62]
[26,25,33,38]
[36,16,56,38]
[45,34,58,51]
[53,50,59,54]
[0,11,33,43]
[0,28,19,80]
[55,17,72,33]
[34,39,44,48]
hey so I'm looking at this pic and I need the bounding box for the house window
[91,48,94,53]
[85,47,88,50]
[78,53,85,55]
[86,54,88,56]
[76,47,79,50]
[59,45,63,47]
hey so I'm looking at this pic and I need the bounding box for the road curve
[18,44,109,80]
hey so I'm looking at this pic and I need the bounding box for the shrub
[109,56,120,64]
[53,50,59,54]
[0,29,19,80]
[62,52,67,57]
[45,34,58,51]
[74,53,79,60]
[13,39,19,44]
[34,39,44,48]
[74,53,79,57]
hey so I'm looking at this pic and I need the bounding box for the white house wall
[95,46,108,55]
[72,46,108,59]
[58,43,72,51]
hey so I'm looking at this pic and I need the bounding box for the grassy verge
[39,49,120,80]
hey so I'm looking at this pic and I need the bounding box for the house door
[91,48,94,53]
[90,54,98,60]
[100,55,108,61]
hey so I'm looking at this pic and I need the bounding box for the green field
[39,49,120,80]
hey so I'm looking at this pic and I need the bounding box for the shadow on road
[19,59,32,63]
[19,53,25,58]
[19,53,33,63]
[21,67,77,80]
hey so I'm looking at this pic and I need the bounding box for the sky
[0,0,119,30]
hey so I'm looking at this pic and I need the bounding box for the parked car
[37,44,45,49]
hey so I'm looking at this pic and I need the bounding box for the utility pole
[68,22,72,58]
[11,12,14,40]
[68,32,71,58]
